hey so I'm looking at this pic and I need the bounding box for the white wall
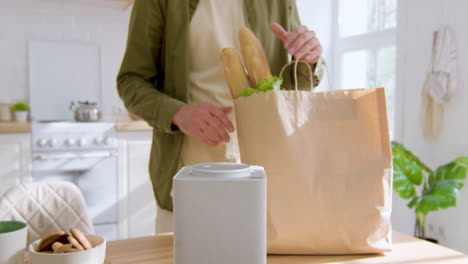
[0,0,131,119]
[396,0,468,253]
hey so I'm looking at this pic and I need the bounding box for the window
[338,0,397,37]
[334,0,398,137]
[297,0,397,136]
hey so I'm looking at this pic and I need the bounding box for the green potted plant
[10,102,30,122]
[392,141,468,241]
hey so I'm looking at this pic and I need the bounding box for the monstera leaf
[392,142,433,199]
[429,157,468,186]
[416,158,468,215]
[391,142,468,238]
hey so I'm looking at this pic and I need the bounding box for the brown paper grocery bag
[234,86,393,254]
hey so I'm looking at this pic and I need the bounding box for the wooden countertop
[0,120,152,134]
[104,232,468,264]
[114,120,152,131]
[24,232,468,264]
[0,121,31,133]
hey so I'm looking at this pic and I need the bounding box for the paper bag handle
[278,52,331,91]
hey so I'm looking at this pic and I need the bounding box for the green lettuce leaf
[238,76,284,98]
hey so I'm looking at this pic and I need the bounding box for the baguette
[222,48,252,98]
[238,27,272,88]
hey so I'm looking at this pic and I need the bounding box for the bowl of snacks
[28,228,106,264]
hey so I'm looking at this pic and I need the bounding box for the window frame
[330,0,399,138]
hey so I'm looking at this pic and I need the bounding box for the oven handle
[33,151,117,161]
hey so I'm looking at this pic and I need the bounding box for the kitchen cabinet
[117,131,156,239]
[0,128,156,239]
[0,133,32,197]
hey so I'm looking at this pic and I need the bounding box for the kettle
[69,101,101,122]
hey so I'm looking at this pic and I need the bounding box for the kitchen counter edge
[0,120,152,134]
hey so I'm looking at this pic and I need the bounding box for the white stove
[32,121,117,153]
[31,121,119,241]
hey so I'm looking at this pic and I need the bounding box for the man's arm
[117,0,185,134]
[286,2,324,89]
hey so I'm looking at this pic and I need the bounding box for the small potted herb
[392,141,468,242]
[10,102,30,122]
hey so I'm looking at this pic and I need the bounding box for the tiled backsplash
[0,0,132,119]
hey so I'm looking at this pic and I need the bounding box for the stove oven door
[32,150,119,241]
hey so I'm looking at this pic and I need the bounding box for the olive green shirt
[117,0,320,211]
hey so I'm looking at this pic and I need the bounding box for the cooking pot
[69,101,101,122]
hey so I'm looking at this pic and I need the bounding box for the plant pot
[13,111,28,122]
[420,237,439,244]
[416,233,439,244]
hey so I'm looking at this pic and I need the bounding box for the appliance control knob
[103,137,114,146]
[77,138,87,147]
[94,137,103,145]
[37,139,47,148]
[47,139,58,148]
[65,138,75,147]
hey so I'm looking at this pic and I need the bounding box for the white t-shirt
[181,0,246,166]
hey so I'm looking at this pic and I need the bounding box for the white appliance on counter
[31,121,119,241]
[173,163,267,264]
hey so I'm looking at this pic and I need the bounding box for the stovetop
[31,121,117,153]
[37,120,73,123]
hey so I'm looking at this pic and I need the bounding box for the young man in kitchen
[117,0,323,233]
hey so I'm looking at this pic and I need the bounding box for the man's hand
[270,23,322,64]
[172,103,235,147]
